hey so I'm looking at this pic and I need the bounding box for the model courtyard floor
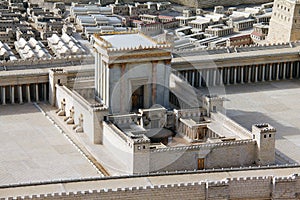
[0,104,102,185]
[221,80,300,164]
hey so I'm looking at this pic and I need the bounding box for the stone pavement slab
[222,80,300,163]
[0,104,101,186]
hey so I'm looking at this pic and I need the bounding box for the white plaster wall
[103,122,134,174]
[149,142,256,172]
[205,143,256,168]
[56,86,95,142]
[109,62,153,114]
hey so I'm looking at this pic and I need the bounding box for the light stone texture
[222,80,300,164]
[0,104,101,185]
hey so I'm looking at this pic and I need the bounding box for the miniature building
[251,23,269,43]
[227,34,253,46]
[44,32,277,174]
[93,32,172,113]
[14,37,51,60]
[205,24,233,37]
[47,34,86,57]
[268,0,300,43]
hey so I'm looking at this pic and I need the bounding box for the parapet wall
[149,139,256,172]
[211,112,252,139]
[0,55,93,70]
[7,174,300,199]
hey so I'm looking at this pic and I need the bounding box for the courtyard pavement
[222,80,300,164]
[0,104,102,186]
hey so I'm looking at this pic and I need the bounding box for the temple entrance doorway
[131,85,144,112]
[197,158,205,170]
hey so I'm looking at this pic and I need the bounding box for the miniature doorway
[131,85,144,112]
[197,158,205,170]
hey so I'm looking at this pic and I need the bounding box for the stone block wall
[149,140,256,172]
[9,174,300,200]
[229,176,272,199]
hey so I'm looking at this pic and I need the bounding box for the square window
[264,134,267,138]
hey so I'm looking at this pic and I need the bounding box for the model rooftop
[100,33,157,49]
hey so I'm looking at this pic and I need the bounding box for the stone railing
[108,114,139,125]
[150,139,255,153]
[210,112,252,139]
[103,121,130,143]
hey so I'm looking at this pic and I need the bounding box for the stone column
[290,62,293,79]
[11,86,14,104]
[2,86,6,105]
[106,66,110,106]
[220,68,223,85]
[26,85,31,103]
[241,67,244,84]
[296,62,300,78]
[276,63,280,80]
[262,65,265,82]
[43,84,47,101]
[213,69,217,86]
[35,84,39,102]
[191,71,195,87]
[19,85,23,104]
[206,69,210,86]
[152,61,157,105]
[248,66,252,83]
[234,67,237,84]
[227,68,230,85]
[255,65,258,82]
[199,70,203,87]
[269,64,273,81]
[283,62,286,80]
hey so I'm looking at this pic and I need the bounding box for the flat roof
[100,33,156,49]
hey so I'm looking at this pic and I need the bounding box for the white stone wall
[109,61,170,114]
[12,174,300,199]
[102,122,134,174]
[55,85,107,144]
[149,141,256,172]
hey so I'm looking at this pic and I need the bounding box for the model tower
[268,0,300,43]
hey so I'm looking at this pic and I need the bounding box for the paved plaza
[0,104,101,186]
[222,80,300,164]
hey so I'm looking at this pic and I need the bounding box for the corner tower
[252,123,276,165]
[267,0,300,43]
[93,32,172,114]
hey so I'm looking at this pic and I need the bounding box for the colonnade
[0,83,48,105]
[177,61,300,87]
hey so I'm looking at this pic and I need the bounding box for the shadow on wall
[226,109,299,165]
